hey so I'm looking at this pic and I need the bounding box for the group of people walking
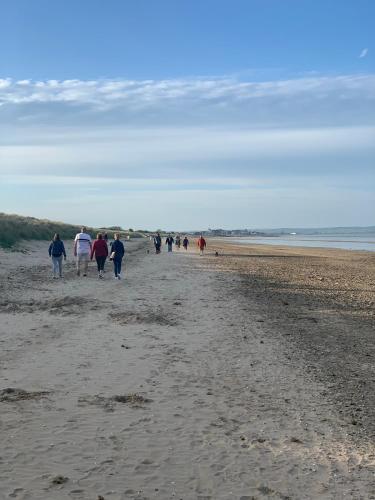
[48,228,207,279]
[48,227,125,279]
[153,233,206,255]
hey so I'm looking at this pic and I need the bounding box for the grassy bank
[0,213,145,248]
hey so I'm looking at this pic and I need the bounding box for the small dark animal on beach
[215,251,219,257]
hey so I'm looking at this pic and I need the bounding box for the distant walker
[197,235,207,256]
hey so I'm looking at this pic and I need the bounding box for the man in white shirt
[74,227,92,276]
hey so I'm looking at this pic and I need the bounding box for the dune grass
[0,213,145,248]
[0,213,84,248]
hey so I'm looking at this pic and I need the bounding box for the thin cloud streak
[359,48,368,58]
[1,126,374,175]
[0,174,268,189]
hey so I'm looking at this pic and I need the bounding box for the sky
[0,0,374,230]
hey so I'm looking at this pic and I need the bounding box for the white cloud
[0,78,11,89]
[359,48,368,58]
[0,74,374,109]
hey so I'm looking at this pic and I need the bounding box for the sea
[228,228,375,252]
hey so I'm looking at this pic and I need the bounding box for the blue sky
[0,0,374,229]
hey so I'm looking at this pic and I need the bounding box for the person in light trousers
[74,226,92,277]
[48,233,66,278]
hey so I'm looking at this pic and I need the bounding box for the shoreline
[215,236,375,253]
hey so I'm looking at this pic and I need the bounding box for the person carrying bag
[109,233,125,279]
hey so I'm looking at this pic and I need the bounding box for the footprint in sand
[8,488,24,498]
[0,388,49,402]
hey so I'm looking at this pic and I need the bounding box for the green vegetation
[0,213,146,248]
[0,213,82,248]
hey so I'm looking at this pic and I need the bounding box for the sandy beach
[0,238,374,500]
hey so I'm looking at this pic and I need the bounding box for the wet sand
[0,239,374,499]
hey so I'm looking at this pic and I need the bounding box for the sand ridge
[0,239,374,499]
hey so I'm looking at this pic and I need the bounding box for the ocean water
[229,235,375,252]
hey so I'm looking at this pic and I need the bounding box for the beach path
[0,240,374,499]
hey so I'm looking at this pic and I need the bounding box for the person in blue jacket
[153,233,162,254]
[48,233,66,278]
[110,233,125,279]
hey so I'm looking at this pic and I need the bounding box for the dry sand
[0,239,374,499]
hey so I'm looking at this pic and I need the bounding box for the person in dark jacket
[183,236,189,251]
[90,233,109,278]
[175,234,181,249]
[154,233,162,254]
[48,233,66,278]
[110,233,125,279]
[165,234,174,252]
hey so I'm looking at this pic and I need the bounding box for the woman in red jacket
[197,235,207,256]
[90,233,109,278]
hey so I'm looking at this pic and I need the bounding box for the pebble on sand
[51,475,69,485]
